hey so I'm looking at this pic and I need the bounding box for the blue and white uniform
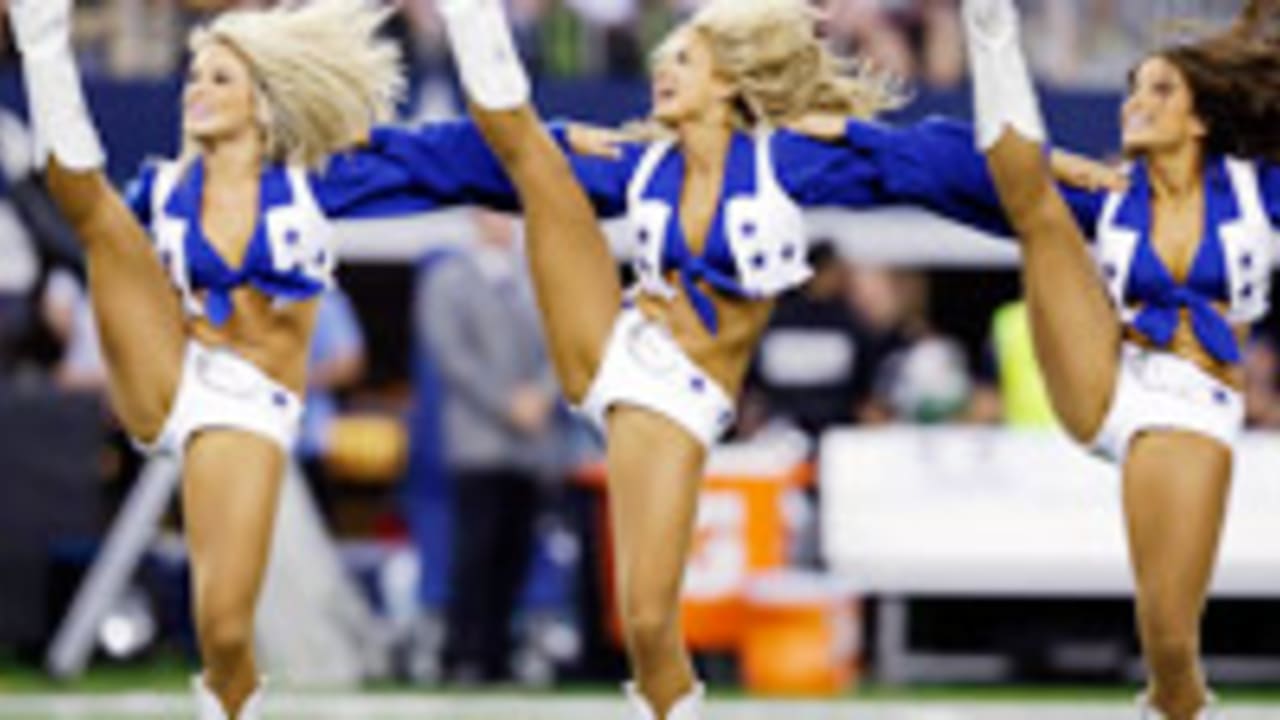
[545,117,1007,446]
[126,115,1003,453]
[124,121,516,457]
[1029,157,1280,461]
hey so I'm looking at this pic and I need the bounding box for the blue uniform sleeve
[546,121,642,219]
[1256,161,1280,227]
[123,161,159,226]
[311,119,520,218]
[1058,185,1107,240]
[311,118,642,220]
[774,116,1106,239]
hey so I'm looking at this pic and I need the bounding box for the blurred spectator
[912,0,965,87]
[1023,0,1143,88]
[1023,0,1241,89]
[416,211,559,684]
[874,334,973,423]
[49,270,105,391]
[66,0,182,78]
[0,109,84,382]
[0,192,39,381]
[30,0,1250,86]
[299,288,368,461]
[564,0,643,75]
[744,241,882,440]
[399,0,449,71]
[823,0,916,81]
[820,0,964,88]
[970,300,1057,427]
[105,0,184,78]
[849,266,974,423]
[299,288,369,519]
[1243,334,1280,429]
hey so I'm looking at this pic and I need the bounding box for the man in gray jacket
[415,210,559,683]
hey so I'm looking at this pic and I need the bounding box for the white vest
[624,131,812,300]
[147,160,337,318]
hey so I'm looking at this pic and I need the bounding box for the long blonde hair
[686,0,904,128]
[188,0,405,168]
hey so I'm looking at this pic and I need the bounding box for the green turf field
[4,659,1279,719]
[3,694,1280,720]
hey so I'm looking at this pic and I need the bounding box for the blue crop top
[1060,156,1280,365]
[556,117,1015,333]
[125,116,1009,332]
[1118,159,1235,362]
[125,120,518,326]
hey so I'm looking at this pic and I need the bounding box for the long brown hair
[1154,0,1280,161]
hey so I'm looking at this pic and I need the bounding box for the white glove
[8,0,105,171]
[961,0,1046,150]
[8,0,74,59]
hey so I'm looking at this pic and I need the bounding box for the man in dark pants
[416,211,558,684]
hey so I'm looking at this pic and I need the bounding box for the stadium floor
[2,694,1279,720]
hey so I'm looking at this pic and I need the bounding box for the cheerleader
[963,0,1280,717]
[6,0,540,717]
[431,0,1118,716]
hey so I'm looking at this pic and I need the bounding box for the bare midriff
[188,286,318,396]
[635,272,775,398]
[1137,185,1244,389]
[1122,305,1245,390]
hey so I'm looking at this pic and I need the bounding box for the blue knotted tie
[1131,285,1240,364]
[1116,158,1241,364]
[676,258,751,336]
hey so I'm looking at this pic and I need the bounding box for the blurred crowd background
[0,0,1277,696]
[0,0,1240,87]
[0,0,1239,84]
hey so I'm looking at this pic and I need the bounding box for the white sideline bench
[819,428,1280,684]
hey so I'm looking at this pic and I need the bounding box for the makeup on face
[183,41,260,144]
[1121,55,1204,156]
[650,29,727,126]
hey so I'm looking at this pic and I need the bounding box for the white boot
[960,0,1046,150]
[624,681,705,720]
[192,675,267,720]
[6,0,105,170]
[1138,692,1220,719]
[436,0,531,110]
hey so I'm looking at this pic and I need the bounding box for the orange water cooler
[576,438,859,696]
[740,570,861,695]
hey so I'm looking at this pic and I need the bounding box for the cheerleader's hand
[784,113,849,141]
[1050,149,1128,193]
[566,123,627,159]
[8,0,75,58]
